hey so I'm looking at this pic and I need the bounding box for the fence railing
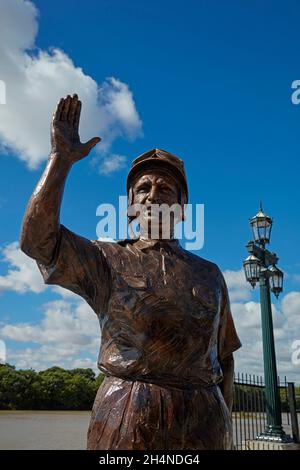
[232,372,300,450]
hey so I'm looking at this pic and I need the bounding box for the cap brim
[127,159,188,200]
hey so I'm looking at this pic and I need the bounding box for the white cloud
[99,154,127,175]
[281,291,300,328]
[223,268,252,302]
[52,285,83,300]
[7,346,99,373]
[0,0,142,170]
[1,298,100,371]
[232,294,300,382]
[0,299,99,346]
[0,241,45,293]
[71,357,98,370]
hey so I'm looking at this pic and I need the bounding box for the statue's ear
[128,187,134,206]
[127,187,133,215]
[127,187,135,225]
[179,187,187,221]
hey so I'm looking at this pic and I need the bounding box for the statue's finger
[61,95,71,121]
[74,100,82,130]
[69,94,78,125]
[53,98,64,122]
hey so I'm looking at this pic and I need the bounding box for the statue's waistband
[99,368,219,392]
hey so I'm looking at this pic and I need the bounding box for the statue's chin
[139,220,174,240]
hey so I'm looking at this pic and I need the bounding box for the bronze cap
[127,148,188,202]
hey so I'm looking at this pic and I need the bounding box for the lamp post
[243,206,291,442]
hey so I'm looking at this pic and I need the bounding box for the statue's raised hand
[51,94,101,164]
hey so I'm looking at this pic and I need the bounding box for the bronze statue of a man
[20,94,241,450]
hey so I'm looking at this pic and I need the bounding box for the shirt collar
[133,237,180,253]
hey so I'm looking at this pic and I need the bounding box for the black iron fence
[232,373,300,450]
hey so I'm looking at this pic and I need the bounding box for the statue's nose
[147,186,160,203]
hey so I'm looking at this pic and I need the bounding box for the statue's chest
[108,250,220,333]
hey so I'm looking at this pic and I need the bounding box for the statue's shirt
[38,226,241,389]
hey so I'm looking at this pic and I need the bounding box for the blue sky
[0,0,300,381]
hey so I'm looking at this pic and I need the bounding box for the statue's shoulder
[179,246,222,278]
[91,238,141,272]
[91,238,135,254]
[115,238,136,247]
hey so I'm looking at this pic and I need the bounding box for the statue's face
[131,170,181,239]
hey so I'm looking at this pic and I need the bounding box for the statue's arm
[217,270,241,414]
[20,94,101,265]
[20,151,71,264]
[219,353,234,414]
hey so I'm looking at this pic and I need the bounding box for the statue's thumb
[84,137,101,151]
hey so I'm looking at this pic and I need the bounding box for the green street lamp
[250,208,273,246]
[243,206,292,443]
[269,265,284,299]
[243,254,261,288]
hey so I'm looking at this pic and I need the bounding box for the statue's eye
[159,185,172,193]
[137,185,149,194]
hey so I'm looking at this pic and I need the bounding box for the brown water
[0,410,91,450]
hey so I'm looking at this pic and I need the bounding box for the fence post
[287,382,299,443]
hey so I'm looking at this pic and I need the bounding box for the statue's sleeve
[218,273,242,361]
[36,225,112,314]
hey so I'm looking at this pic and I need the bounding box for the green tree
[0,364,106,410]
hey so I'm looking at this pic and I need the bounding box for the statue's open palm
[51,94,101,163]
